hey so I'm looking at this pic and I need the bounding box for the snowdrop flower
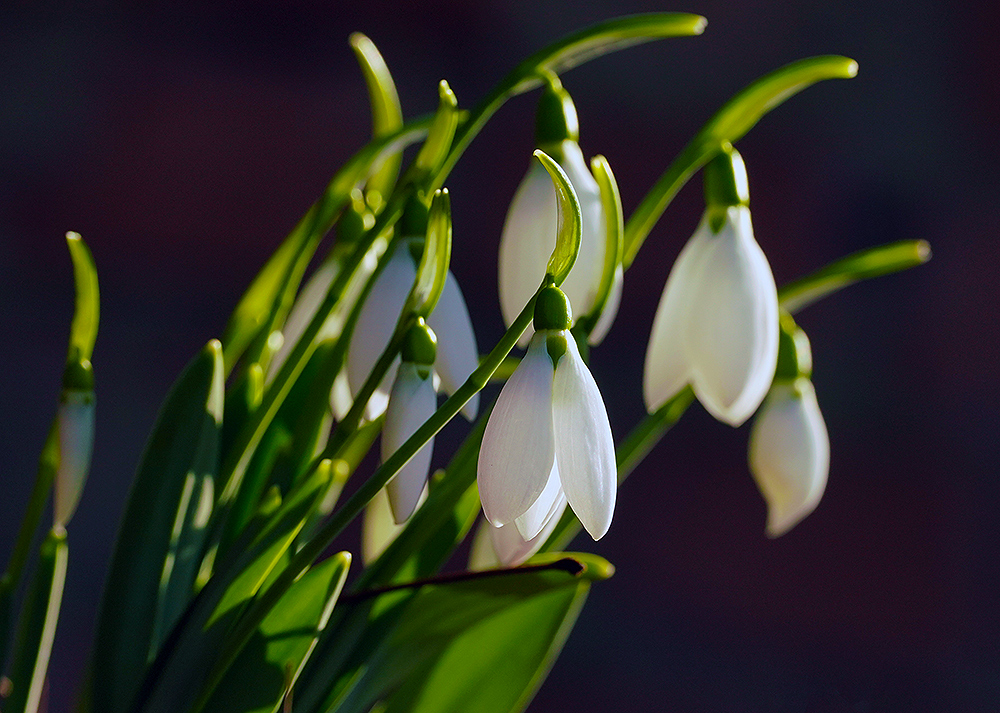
[643,146,778,426]
[347,202,479,421]
[499,75,616,346]
[749,377,829,537]
[380,319,438,523]
[749,316,829,536]
[478,284,616,547]
[54,363,96,529]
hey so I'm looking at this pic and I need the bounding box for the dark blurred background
[2,1,996,711]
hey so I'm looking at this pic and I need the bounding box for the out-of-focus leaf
[90,341,223,713]
[779,239,931,313]
[350,32,404,199]
[196,552,351,713]
[4,529,68,713]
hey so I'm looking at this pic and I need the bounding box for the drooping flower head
[749,315,829,537]
[348,196,479,421]
[478,284,616,561]
[499,74,619,346]
[644,145,779,426]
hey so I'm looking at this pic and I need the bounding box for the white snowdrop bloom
[54,388,95,528]
[472,494,569,569]
[643,148,778,426]
[749,377,829,537]
[499,139,612,346]
[347,240,479,421]
[381,360,437,523]
[478,286,616,542]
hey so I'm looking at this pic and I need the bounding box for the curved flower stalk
[478,285,616,545]
[643,146,778,426]
[749,315,829,536]
[499,75,616,346]
[347,235,479,422]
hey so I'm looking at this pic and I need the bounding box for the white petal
[587,264,622,346]
[499,162,557,347]
[54,391,95,528]
[329,368,354,421]
[493,493,568,567]
[427,271,479,420]
[643,218,715,411]
[551,334,616,540]
[477,332,555,527]
[382,363,436,523]
[557,141,608,322]
[749,379,829,536]
[348,242,415,419]
[514,463,562,540]
[685,206,779,425]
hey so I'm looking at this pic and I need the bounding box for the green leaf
[90,340,224,713]
[4,529,68,713]
[779,239,931,313]
[406,188,452,318]
[65,232,99,365]
[350,33,404,200]
[414,81,459,178]
[196,552,351,713]
[334,554,612,713]
[580,155,623,335]
[534,149,582,286]
[134,464,333,713]
[221,121,431,372]
[623,55,858,266]
[434,13,706,189]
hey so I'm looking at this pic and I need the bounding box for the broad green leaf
[65,232,99,365]
[333,554,613,713]
[90,341,224,713]
[414,82,459,178]
[779,239,931,313]
[434,13,706,189]
[196,552,351,713]
[535,149,582,286]
[4,529,67,713]
[134,464,332,713]
[350,33,404,200]
[221,121,431,372]
[580,155,623,334]
[623,55,858,266]
[407,189,452,318]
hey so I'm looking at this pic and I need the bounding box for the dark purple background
[2,1,996,711]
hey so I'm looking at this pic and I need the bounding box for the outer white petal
[587,264,622,346]
[348,242,415,420]
[493,492,568,567]
[685,206,779,426]
[382,363,436,523]
[643,218,715,411]
[557,141,607,322]
[551,334,616,540]
[513,463,562,541]
[329,368,354,421]
[427,271,479,420]
[749,379,829,537]
[477,332,555,527]
[54,391,95,528]
[499,162,557,347]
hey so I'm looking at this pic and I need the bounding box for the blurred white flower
[643,204,778,426]
[478,329,616,543]
[381,361,437,524]
[498,140,614,346]
[347,240,479,421]
[749,377,829,537]
[54,389,95,528]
